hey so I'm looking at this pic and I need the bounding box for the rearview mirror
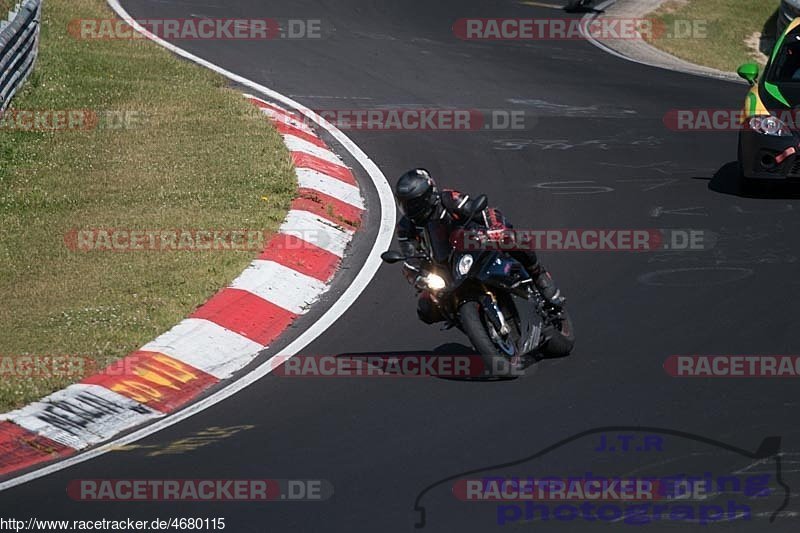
[737,63,759,86]
[381,250,405,263]
[470,194,488,215]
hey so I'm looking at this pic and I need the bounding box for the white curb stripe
[140,318,264,379]
[1,385,162,450]
[243,93,302,117]
[296,168,365,209]
[279,209,354,257]
[283,135,344,166]
[230,260,328,314]
[260,107,315,133]
[244,94,316,133]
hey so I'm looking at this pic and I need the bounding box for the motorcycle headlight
[422,272,447,291]
[749,115,792,137]
[456,254,474,276]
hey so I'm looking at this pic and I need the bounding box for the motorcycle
[565,0,595,12]
[381,195,574,377]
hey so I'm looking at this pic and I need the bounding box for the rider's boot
[531,266,566,308]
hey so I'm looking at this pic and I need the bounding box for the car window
[769,38,800,82]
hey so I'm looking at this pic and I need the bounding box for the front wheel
[459,300,519,377]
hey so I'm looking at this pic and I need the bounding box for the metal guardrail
[0,0,41,113]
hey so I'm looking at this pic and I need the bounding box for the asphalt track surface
[3,1,800,531]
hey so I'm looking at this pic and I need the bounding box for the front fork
[480,292,510,336]
[434,287,509,334]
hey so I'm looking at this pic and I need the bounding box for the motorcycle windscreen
[424,220,455,265]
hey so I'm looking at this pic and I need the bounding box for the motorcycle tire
[542,309,575,357]
[459,300,519,377]
[565,0,583,12]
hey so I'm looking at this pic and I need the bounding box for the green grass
[646,0,780,72]
[0,0,16,17]
[0,0,296,410]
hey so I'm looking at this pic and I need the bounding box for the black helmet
[395,168,439,225]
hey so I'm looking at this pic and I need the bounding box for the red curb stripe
[259,233,341,282]
[275,121,327,148]
[190,288,297,345]
[291,152,357,186]
[0,421,74,475]
[83,352,219,413]
[245,97,302,121]
[294,188,363,230]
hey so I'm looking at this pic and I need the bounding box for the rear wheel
[459,300,519,377]
[542,309,575,357]
[565,0,589,11]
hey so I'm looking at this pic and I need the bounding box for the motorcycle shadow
[334,343,549,382]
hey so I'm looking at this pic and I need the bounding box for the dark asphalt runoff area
[2,1,799,531]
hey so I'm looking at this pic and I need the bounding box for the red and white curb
[0,96,365,477]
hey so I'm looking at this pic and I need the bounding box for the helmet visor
[402,189,435,223]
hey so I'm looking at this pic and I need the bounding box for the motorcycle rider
[394,168,565,325]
